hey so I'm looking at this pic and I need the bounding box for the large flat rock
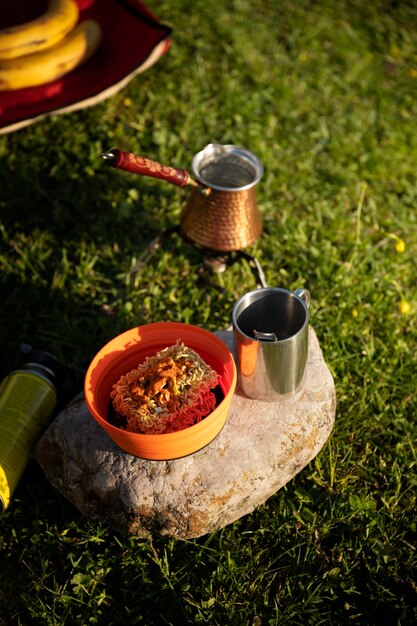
[36,328,336,539]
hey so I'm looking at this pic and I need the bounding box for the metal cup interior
[233,288,308,341]
[192,143,263,191]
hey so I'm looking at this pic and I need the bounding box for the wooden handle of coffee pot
[101,149,199,188]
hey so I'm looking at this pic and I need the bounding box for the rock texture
[36,328,336,539]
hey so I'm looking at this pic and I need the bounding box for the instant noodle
[110,342,218,434]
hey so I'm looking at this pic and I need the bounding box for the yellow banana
[0,20,102,90]
[0,0,79,60]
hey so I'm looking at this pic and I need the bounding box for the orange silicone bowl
[84,322,237,460]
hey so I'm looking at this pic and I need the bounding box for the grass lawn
[1,0,417,624]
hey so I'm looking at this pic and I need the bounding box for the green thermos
[0,345,77,513]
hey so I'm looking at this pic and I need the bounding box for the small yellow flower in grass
[408,68,417,79]
[395,238,405,253]
[387,233,405,253]
[400,299,411,315]
[124,97,132,107]
[393,280,411,315]
[352,309,359,318]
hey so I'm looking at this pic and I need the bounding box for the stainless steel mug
[232,287,310,401]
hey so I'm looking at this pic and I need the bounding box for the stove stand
[133,225,268,291]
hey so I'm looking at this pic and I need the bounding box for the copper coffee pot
[102,143,264,252]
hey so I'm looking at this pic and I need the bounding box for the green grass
[1,0,417,624]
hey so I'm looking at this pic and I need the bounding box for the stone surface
[36,328,336,539]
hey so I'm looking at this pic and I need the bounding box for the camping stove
[138,225,267,291]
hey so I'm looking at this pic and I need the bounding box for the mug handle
[294,288,310,308]
[253,330,278,342]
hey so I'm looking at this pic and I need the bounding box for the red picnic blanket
[0,0,172,134]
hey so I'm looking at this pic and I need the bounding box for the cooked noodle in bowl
[84,322,237,460]
[110,342,219,435]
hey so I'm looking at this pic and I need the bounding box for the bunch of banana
[0,0,102,90]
